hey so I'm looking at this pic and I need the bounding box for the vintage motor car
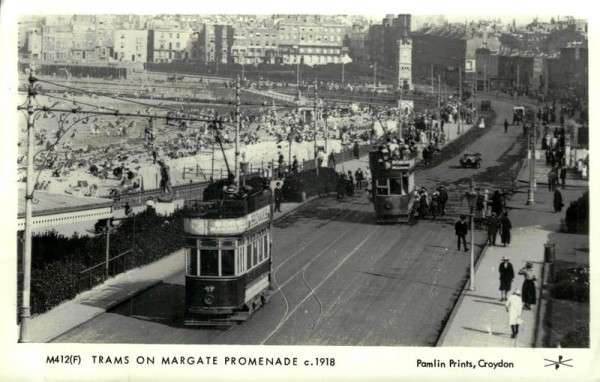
[460,152,482,168]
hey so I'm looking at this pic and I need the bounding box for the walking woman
[500,211,512,246]
[518,262,537,310]
[506,289,523,339]
[553,188,564,213]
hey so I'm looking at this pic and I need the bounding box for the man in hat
[274,182,283,212]
[455,215,469,252]
[487,213,499,246]
[498,256,515,301]
[506,289,523,339]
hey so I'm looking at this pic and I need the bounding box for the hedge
[21,209,187,316]
[550,265,589,302]
[564,191,589,234]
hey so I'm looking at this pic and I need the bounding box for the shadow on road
[108,282,192,329]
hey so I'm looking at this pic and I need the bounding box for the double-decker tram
[368,147,416,223]
[182,183,273,326]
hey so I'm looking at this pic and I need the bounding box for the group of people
[499,257,538,339]
[335,167,371,200]
[415,186,448,220]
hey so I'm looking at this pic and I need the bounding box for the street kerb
[435,236,488,347]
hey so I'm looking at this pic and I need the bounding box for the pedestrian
[328,151,336,169]
[430,189,439,219]
[503,118,509,133]
[353,141,360,159]
[487,213,499,246]
[355,168,364,190]
[437,186,448,216]
[499,256,515,301]
[547,169,556,192]
[124,202,132,216]
[506,289,523,339]
[499,211,512,246]
[518,262,537,310]
[146,196,156,214]
[491,190,504,216]
[346,171,355,197]
[291,156,299,175]
[274,181,283,212]
[336,172,347,199]
[317,150,325,168]
[559,166,567,188]
[365,167,372,200]
[553,188,563,213]
[418,188,429,219]
[455,215,469,252]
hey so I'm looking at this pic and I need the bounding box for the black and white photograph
[1,0,597,381]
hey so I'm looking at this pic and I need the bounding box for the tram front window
[221,249,235,276]
[390,177,409,195]
[200,249,219,276]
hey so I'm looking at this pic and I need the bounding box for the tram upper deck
[183,188,273,237]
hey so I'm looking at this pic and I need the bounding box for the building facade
[113,29,148,63]
[149,26,193,63]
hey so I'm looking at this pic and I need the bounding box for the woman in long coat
[553,188,564,212]
[500,212,512,246]
[518,262,537,309]
[498,257,515,301]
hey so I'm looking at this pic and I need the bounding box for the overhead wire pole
[527,120,536,205]
[437,74,442,143]
[458,66,462,134]
[314,81,319,175]
[19,70,36,343]
[373,62,377,90]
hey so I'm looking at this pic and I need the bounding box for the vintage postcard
[1,0,597,381]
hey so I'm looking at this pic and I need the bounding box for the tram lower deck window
[200,249,219,276]
[221,249,235,276]
[187,248,199,276]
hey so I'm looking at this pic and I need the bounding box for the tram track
[260,196,375,344]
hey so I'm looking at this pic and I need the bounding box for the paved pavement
[26,118,474,343]
[437,131,589,347]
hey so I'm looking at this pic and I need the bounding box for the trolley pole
[313,82,319,175]
[235,76,241,187]
[19,70,36,343]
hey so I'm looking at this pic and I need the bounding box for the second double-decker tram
[369,148,416,223]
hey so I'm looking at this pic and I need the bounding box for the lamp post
[527,120,536,205]
[373,62,377,90]
[323,108,329,154]
[465,177,478,291]
[313,82,318,175]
